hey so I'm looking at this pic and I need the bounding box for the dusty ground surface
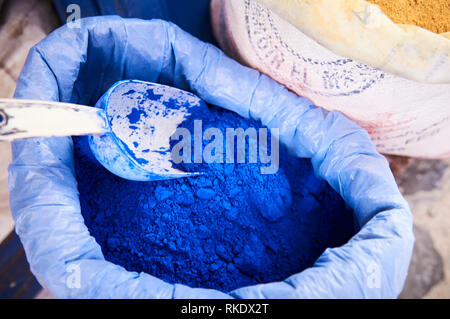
[0,0,59,243]
[0,0,448,299]
[396,159,450,298]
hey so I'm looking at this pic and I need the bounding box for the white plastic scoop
[0,80,206,181]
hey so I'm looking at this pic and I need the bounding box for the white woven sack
[211,0,450,157]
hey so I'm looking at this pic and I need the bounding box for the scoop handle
[0,98,108,141]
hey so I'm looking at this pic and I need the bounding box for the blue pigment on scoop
[126,108,145,124]
[95,80,204,180]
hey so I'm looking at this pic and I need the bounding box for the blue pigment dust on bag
[73,88,356,292]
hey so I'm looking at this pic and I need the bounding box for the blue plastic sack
[9,17,414,298]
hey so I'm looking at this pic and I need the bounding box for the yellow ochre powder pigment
[367,0,450,33]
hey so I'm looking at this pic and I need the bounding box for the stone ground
[0,0,59,242]
[0,0,448,299]
[396,159,450,298]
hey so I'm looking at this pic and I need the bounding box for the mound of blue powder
[74,104,355,292]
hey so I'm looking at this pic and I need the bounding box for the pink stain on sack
[354,113,417,135]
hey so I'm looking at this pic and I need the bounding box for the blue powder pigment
[74,98,356,292]
[126,108,144,125]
